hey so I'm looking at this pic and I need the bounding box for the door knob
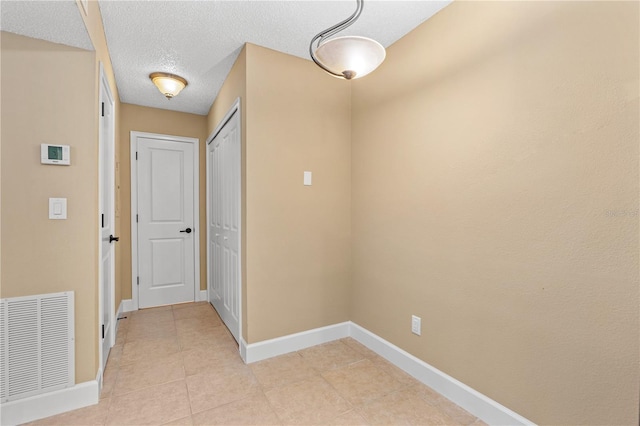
[180,228,192,234]
[109,235,119,243]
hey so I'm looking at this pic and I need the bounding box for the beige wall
[207,47,246,136]
[243,44,352,343]
[207,44,352,343]
[1,32,98,383]
[351,2,639,425]
[207,46,248,336]
[118,104,208,302]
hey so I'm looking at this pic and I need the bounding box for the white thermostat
[41,144,70,165]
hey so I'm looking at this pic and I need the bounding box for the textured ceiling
[100,0,451,115]
[0,0,450,116]
[0,0,93,51]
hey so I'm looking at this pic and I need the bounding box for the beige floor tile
[57,301,478,426]
[173,303,220,321]
[370,356,420,387]
[106,380,191,425]
[172,301,209,309]
[182,345,245,376]
[175,316,222,334]
[322,359,404,406]
[100,362,119,399]
[437,398,478,425]
[105,344,124,369]
[411,383,447,406]
[113,352,185,395]
[163,416,193,425]
[178,326,237,351]
[250,352,320,390]
[129,307,174,322]
[125,329,177,343]
[298,340,365,372]
[25,398,111,425]
[126,321,178,342]
[357,387,458,426]
[115,331,127,346]
[192,392,281,425]
[264,376,352,425]
[116,312,131,333]
[339,338,378,359]
[186,365,261,414]
[120,337,180,365]
[324,409,370,426]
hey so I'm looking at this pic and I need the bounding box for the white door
[137,136,197,308]
[99,66,115,372]
[208,108,240,342]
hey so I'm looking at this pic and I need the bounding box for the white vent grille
[1,292,74,403]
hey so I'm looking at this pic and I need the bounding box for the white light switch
[49,198,67,219]
[304,171,312,186]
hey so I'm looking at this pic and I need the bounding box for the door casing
[130,131,201,311]
[98,63,116,378]
[206,98,242,346]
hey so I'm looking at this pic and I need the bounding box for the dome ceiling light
[149,72,188,99]
[309,0,385,80]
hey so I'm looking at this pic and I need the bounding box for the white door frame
[130,131,200,310]
[98,63,116,377]
[206,98,242,345]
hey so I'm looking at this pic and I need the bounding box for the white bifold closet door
[208,109,240,342]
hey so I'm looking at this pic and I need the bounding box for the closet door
[208,109,240,342]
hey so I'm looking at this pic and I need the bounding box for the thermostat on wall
[41,144,70,165]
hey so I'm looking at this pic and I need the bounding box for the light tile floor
[27,302,486,426]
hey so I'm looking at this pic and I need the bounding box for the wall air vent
[0,292,75,403]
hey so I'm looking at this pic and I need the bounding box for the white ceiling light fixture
[309,0,385,80]
[149,72,188,99]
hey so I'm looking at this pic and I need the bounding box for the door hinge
[137,276,140,286]
[101,213,104,228]
[136,151,138,160]
[136,214,138,223]
[101,324,105,339]
[101,102,105,117]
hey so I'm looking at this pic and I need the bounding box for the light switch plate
[304,171,312,186]
[49,198,67,219]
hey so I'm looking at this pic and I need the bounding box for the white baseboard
[239,338,248,363]
[0,380,99,426]
[240,321,533,425]
[96,368,103,392]
[118,294,207,313]
[243,322,350,364]
[119,299,135,313]
[349,322,535,426]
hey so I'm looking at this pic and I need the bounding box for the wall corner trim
[0,380,99,426]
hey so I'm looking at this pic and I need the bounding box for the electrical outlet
[411,315,421,336]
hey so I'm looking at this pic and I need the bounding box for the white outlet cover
[411,315,421,336]
[304,171,312,186]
